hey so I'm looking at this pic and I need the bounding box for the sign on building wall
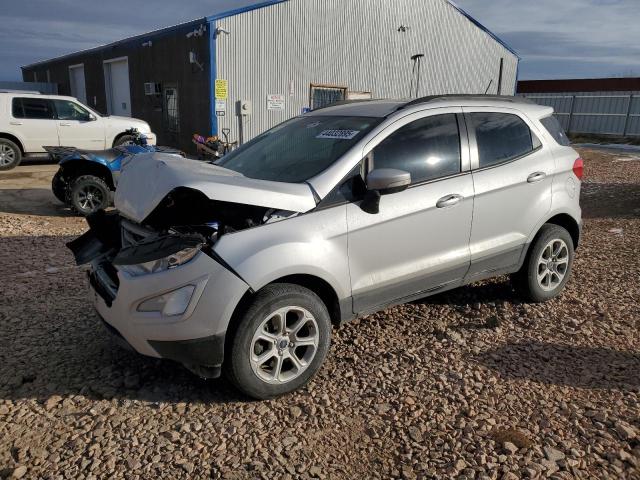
[267,94,285,111]
[215,79,228,99]
[215,99,226,116]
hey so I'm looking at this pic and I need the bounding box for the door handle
[59,122,71,127]
[9,121,23,126]
[527,172,547,183]
[436,194,463,209]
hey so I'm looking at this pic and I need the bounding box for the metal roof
[23,0,518,69]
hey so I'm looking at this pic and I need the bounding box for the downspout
[208,19,218,136]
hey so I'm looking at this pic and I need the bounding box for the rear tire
[51,170,68,204]
[70,175,111,216]
[225,284,332,400]
[512,224,575,303]
[0,139,22,171]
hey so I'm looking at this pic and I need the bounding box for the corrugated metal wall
[520,91,640,137]
[214,0,518,142]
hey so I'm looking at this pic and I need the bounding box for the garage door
[103,58,132,117]
[69,64,87,104]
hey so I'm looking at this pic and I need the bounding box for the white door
[53,99,105,150]
[69,64,87,104]
[104,58,131,117]
[346,109,474,314]
[11,97,59,152]
[463,108,555,278]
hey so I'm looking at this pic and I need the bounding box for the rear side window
[470,112,536,168]
[371,114,461,184]
[12,98,55,119]
[540,116,571,146]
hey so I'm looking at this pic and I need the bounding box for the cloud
[0,0,638,81]
[455,0,640,79]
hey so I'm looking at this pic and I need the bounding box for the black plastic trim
[148,334,226,374]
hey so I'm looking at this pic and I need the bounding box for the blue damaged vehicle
[49,129,183,215]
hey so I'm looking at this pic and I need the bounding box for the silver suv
[69,96,583,399]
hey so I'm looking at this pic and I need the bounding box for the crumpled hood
[115,153,317,222]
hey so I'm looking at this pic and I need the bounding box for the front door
[53,99,105,150]
[347,109,474,314]
[463,108,555,278]
[10,97,59,152]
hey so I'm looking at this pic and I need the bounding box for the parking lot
[0,148,639,479]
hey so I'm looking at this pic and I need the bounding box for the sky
[0,0,638,82]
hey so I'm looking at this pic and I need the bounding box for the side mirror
[361,168,411,214]
[89,114,97,121]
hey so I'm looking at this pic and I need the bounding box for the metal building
[519,78,640,137]
[22,0,518,152]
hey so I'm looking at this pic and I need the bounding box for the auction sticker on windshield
[316,130,360,140]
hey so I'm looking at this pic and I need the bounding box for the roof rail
[310,99,378,112]
[397,94,535,111]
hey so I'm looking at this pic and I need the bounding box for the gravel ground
[0,148,639,479]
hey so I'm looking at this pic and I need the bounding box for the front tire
[0,139,22,171]
[513,224,575,302]
[113,135,136,147]
[70,175,111,216]
[225,284,332,400]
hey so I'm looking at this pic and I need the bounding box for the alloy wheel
[536,238,569,291]
[0,144,16,167]
[250,306,319,385]
[76,185,105,212]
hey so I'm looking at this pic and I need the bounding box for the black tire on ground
[0,138,22,171]
[51,170,68,204]
[69,175,111,216]
[225,284,332,400]
[512,224,575,303]
[113,135,136,147]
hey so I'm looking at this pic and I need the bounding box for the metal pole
[567,95,576,134]
[497,58,504,95]
[622,94,633,137]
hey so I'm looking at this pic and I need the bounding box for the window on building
[369,114,461,184]
[164,87,179,133]
[470,112,538,168]
[540,115,571,146]
[53,100,92,121]
[12,98,55,119]
[310,85,347,110]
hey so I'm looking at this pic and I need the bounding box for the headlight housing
[119,246,201,277]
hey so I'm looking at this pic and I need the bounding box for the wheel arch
[59,160,116,190]
[112,131,133,147]
[543,213,581,250]
[0,132,25,154]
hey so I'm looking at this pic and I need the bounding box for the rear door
[11,97,59,152]
[53,99,105,149]
[346,108,474,313]
[463,108,555,280]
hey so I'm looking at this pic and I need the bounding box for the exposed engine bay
[68,187,298,270]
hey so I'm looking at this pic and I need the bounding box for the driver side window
[53,100,91,121]
[370,114,461,184]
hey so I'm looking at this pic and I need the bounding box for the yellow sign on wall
[215,79,228,99]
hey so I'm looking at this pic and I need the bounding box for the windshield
[217,115,382,183]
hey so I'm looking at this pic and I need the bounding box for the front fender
[214,206,351,301]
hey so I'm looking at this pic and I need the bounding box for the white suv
[0,91,156,170]
[69,96,582,399]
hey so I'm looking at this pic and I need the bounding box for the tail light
[573,158,584,180]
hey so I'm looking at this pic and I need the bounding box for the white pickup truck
[0,91,156,170]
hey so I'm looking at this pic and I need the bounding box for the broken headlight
[118,246,201,277]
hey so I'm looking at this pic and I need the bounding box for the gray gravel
[0,148,639,479]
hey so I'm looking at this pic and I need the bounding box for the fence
[520,92,640,137]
